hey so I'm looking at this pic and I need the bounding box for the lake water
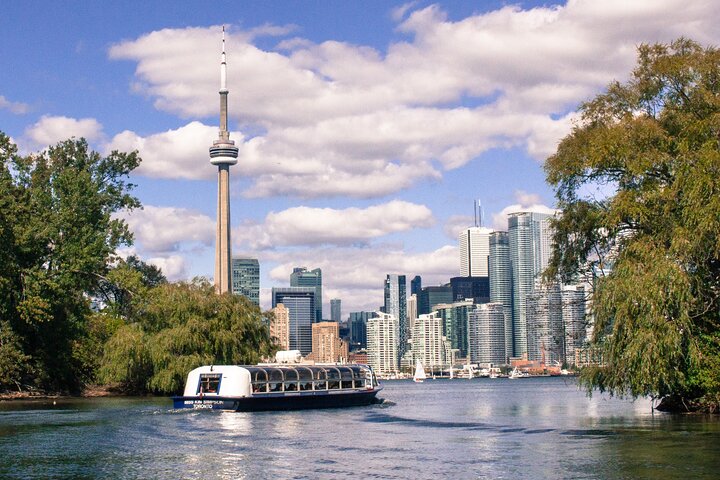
[1,377,719,479]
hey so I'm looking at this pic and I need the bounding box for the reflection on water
[1,378,719,479]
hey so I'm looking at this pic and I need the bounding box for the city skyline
[2,1,717,315]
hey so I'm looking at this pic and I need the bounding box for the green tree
[0,133,140,392]
[545,39,720,412]
[99,279,276,394]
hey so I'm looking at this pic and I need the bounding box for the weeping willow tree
[99,278,276,394]
[545,39,720,412]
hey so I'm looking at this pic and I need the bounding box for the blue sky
[2,1,718,317]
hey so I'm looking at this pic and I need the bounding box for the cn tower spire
[210,25,239,294]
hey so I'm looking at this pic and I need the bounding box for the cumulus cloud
[491,190,559,231]
[235,200,435,249]
[0,95,28,114]
[119,205,214,253]
[106,1,720,197]
[443,215,473,239]
[146,255,188,281]
[23,115,104,150]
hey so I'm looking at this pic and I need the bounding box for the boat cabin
[182,364,377,398]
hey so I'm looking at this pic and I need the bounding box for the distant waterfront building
[270,303,290,350]
[561,285,586,366]
[271,287,316,355]
[290,267,323,322]
[411,275,422,296]
[434,300,474,358]
[489,231,513,359]
[330,298,341,323]
[367,312,399,376]
[526,283,564,365]
[412,312,448,371]
[407,294,418,330]
[384,274,407,363]
[349,311,374,350]
[459,226,494,277]
[418,285,453,315]
[311,321,344,363]
[508,211,554,358]
[231,257,260,305]
[449,276,489,303]
[468,302,506,365]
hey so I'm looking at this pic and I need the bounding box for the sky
[2,0,719,318]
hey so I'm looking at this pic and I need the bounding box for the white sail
[413,360,426,382]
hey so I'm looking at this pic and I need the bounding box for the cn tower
[209,26,238,294]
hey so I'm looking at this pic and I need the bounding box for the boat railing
[248,365,373,394]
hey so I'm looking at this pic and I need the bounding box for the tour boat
[172,363,382,411]
[508,367,529,379]
[413,360,427,383]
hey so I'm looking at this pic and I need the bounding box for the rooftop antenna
[474,199,483,228]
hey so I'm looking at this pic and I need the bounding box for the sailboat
[413,360,427,383]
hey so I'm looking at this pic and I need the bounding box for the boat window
[197,373,222,394]
[339,367,354,389]
[313,369,327,390]
[298,367,313,391]
[326,368,341,389]
[252,381,268,393]
[268,381,283,392]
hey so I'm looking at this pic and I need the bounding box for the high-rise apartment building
[468,302,506,365]
[526,283,564,365]
[459,227,494,277]
[271,287,316,355]
[270,303,290,350]
[407,294,418,329]
[489,231,513,359]
[367,312,399,376]
[231,257,260,305]
[412,312,448,371]
[311,321,344,363]
[330,298,341,323]
[508,211,553,358]
[384,274,407,362]
[290,267,322,322]
[561,285,586,366]
[434,300,474,358]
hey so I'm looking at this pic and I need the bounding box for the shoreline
[0,385,130,402]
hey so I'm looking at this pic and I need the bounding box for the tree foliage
[0,133,140,392]
[98,279,276,394]
[545,39,720,412]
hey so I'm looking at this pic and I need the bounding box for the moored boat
[172,363,382,411]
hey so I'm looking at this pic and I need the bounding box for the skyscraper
[231,257,259,305]
[508,211,553,358]
[384,274,407,362]
[330,298,341,323]
[468,303,506,365]
[210,27,239,294]
[349,311,374,350]
[526,282,564,365]
[412,312,448,371]
[561,285,586,366]
[271,287,316,355]
[270,303,290,350]
[311,321,345,363]
[290,267,322,322]
[434,299,474,358]
[367,312,399,375]
[410,275,422,296]
[489,231,513,359]
[459,227,494,277]
[417,285,453,315]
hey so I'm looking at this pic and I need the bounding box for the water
[1,377,719,479]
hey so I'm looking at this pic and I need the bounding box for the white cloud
[146,255,188,281]
[106,1,720,197]
[119,205,214,253]
[235,200,435,249]
[0,95,28,114]
[107,121,227,180]
[23,115,104,150]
